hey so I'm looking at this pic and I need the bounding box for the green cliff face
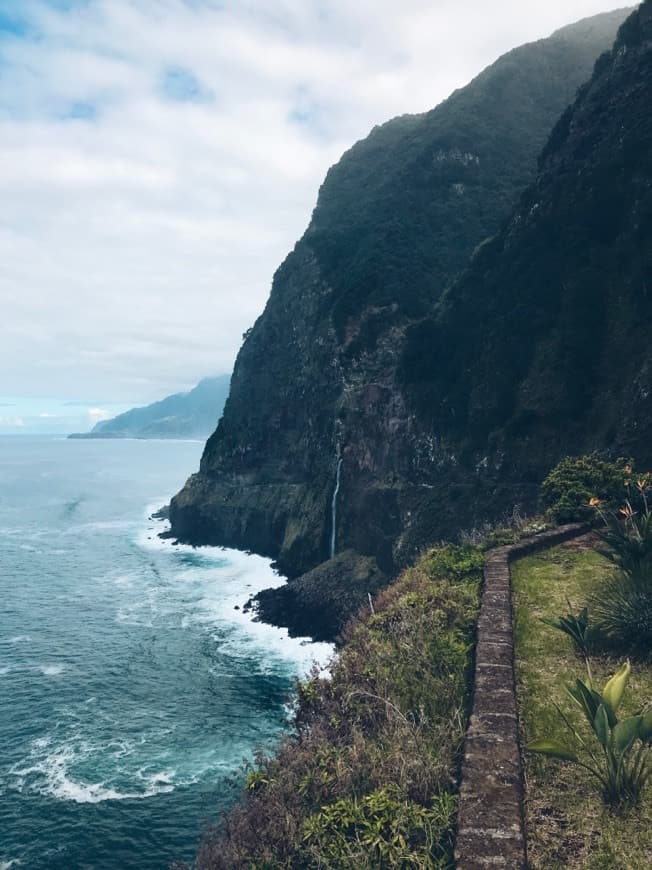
[170,9,634,637]
[402,0,652,505]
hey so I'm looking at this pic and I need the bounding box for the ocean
[0,436,332,869]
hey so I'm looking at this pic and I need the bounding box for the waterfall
[330,455,343,559]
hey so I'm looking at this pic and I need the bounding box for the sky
[0,0,632,432]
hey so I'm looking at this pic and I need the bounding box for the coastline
[147,504,335,672]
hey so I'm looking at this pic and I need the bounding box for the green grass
[512,542,652,868]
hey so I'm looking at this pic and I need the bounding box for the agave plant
[590,573,652,659]
[528,661,652,806]
[541,604,592,661]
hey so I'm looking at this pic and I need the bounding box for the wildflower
[589,497,601,507]
[637,478,648,490]
[619,505,635,518]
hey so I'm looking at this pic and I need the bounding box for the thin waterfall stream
[330,456,343,558]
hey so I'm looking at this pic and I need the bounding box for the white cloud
[88,407,112,422]
[0,0,630,404]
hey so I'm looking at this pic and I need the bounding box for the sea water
[0,436,332,869]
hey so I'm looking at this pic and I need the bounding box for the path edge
[454,523,589,869]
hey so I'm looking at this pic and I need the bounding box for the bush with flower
[540,455,632,524]
[589,471,652,658]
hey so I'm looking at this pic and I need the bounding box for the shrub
[592,473,652,576]
[301,785,454,868]
[541,454,631,523]
[528,661,652,807]
[195,545,481,868]
[586,473,652,658]
[424,544,484,581]
[591,573,652,659]
[541,605,592,661]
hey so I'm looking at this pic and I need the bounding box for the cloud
[0,416,25,427]
[88,406,112,422]
[0,0,628,404]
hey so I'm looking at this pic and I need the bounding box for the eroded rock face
[252,550,387,642]
[169,9,634,636]
[401,0,652,490]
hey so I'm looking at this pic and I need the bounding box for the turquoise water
[0,437,331,869]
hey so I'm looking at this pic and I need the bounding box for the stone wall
[454,524,588,868]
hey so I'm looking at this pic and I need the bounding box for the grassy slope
[195,546,482,868]
[512,541,652,868]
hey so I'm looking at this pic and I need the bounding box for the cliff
[401,0,652,500]
[170,9,636,639]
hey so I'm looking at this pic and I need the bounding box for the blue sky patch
[64,101,99,121]
[160,65,213,103]
[0,3,31,38]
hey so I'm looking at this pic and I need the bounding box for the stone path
[454,524,588,869]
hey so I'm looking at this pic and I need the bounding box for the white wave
[0,859,22,869]
[11,739,176,804]
[36,664,66,677]
[52,773,174,804]
[135,509,334,675]
[8,636,31,644]
[62,519,137,536]
[116,609,153,628]
[0,666,11,676]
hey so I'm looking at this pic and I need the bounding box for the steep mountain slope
[401,0,652,497]
[169,10,631,636]
[69,376,230,439]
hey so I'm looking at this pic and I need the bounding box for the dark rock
[254,550,387,642]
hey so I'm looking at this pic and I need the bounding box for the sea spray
[330,453,343,559]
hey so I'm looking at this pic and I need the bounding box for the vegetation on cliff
[194,544,482,868]
[401,2,652,471]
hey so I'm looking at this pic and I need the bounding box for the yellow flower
[589,497,601,507]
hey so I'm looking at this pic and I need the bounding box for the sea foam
[36,664,66,677]
[137,507,334,675]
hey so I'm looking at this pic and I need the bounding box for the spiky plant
[528,661,652,806]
